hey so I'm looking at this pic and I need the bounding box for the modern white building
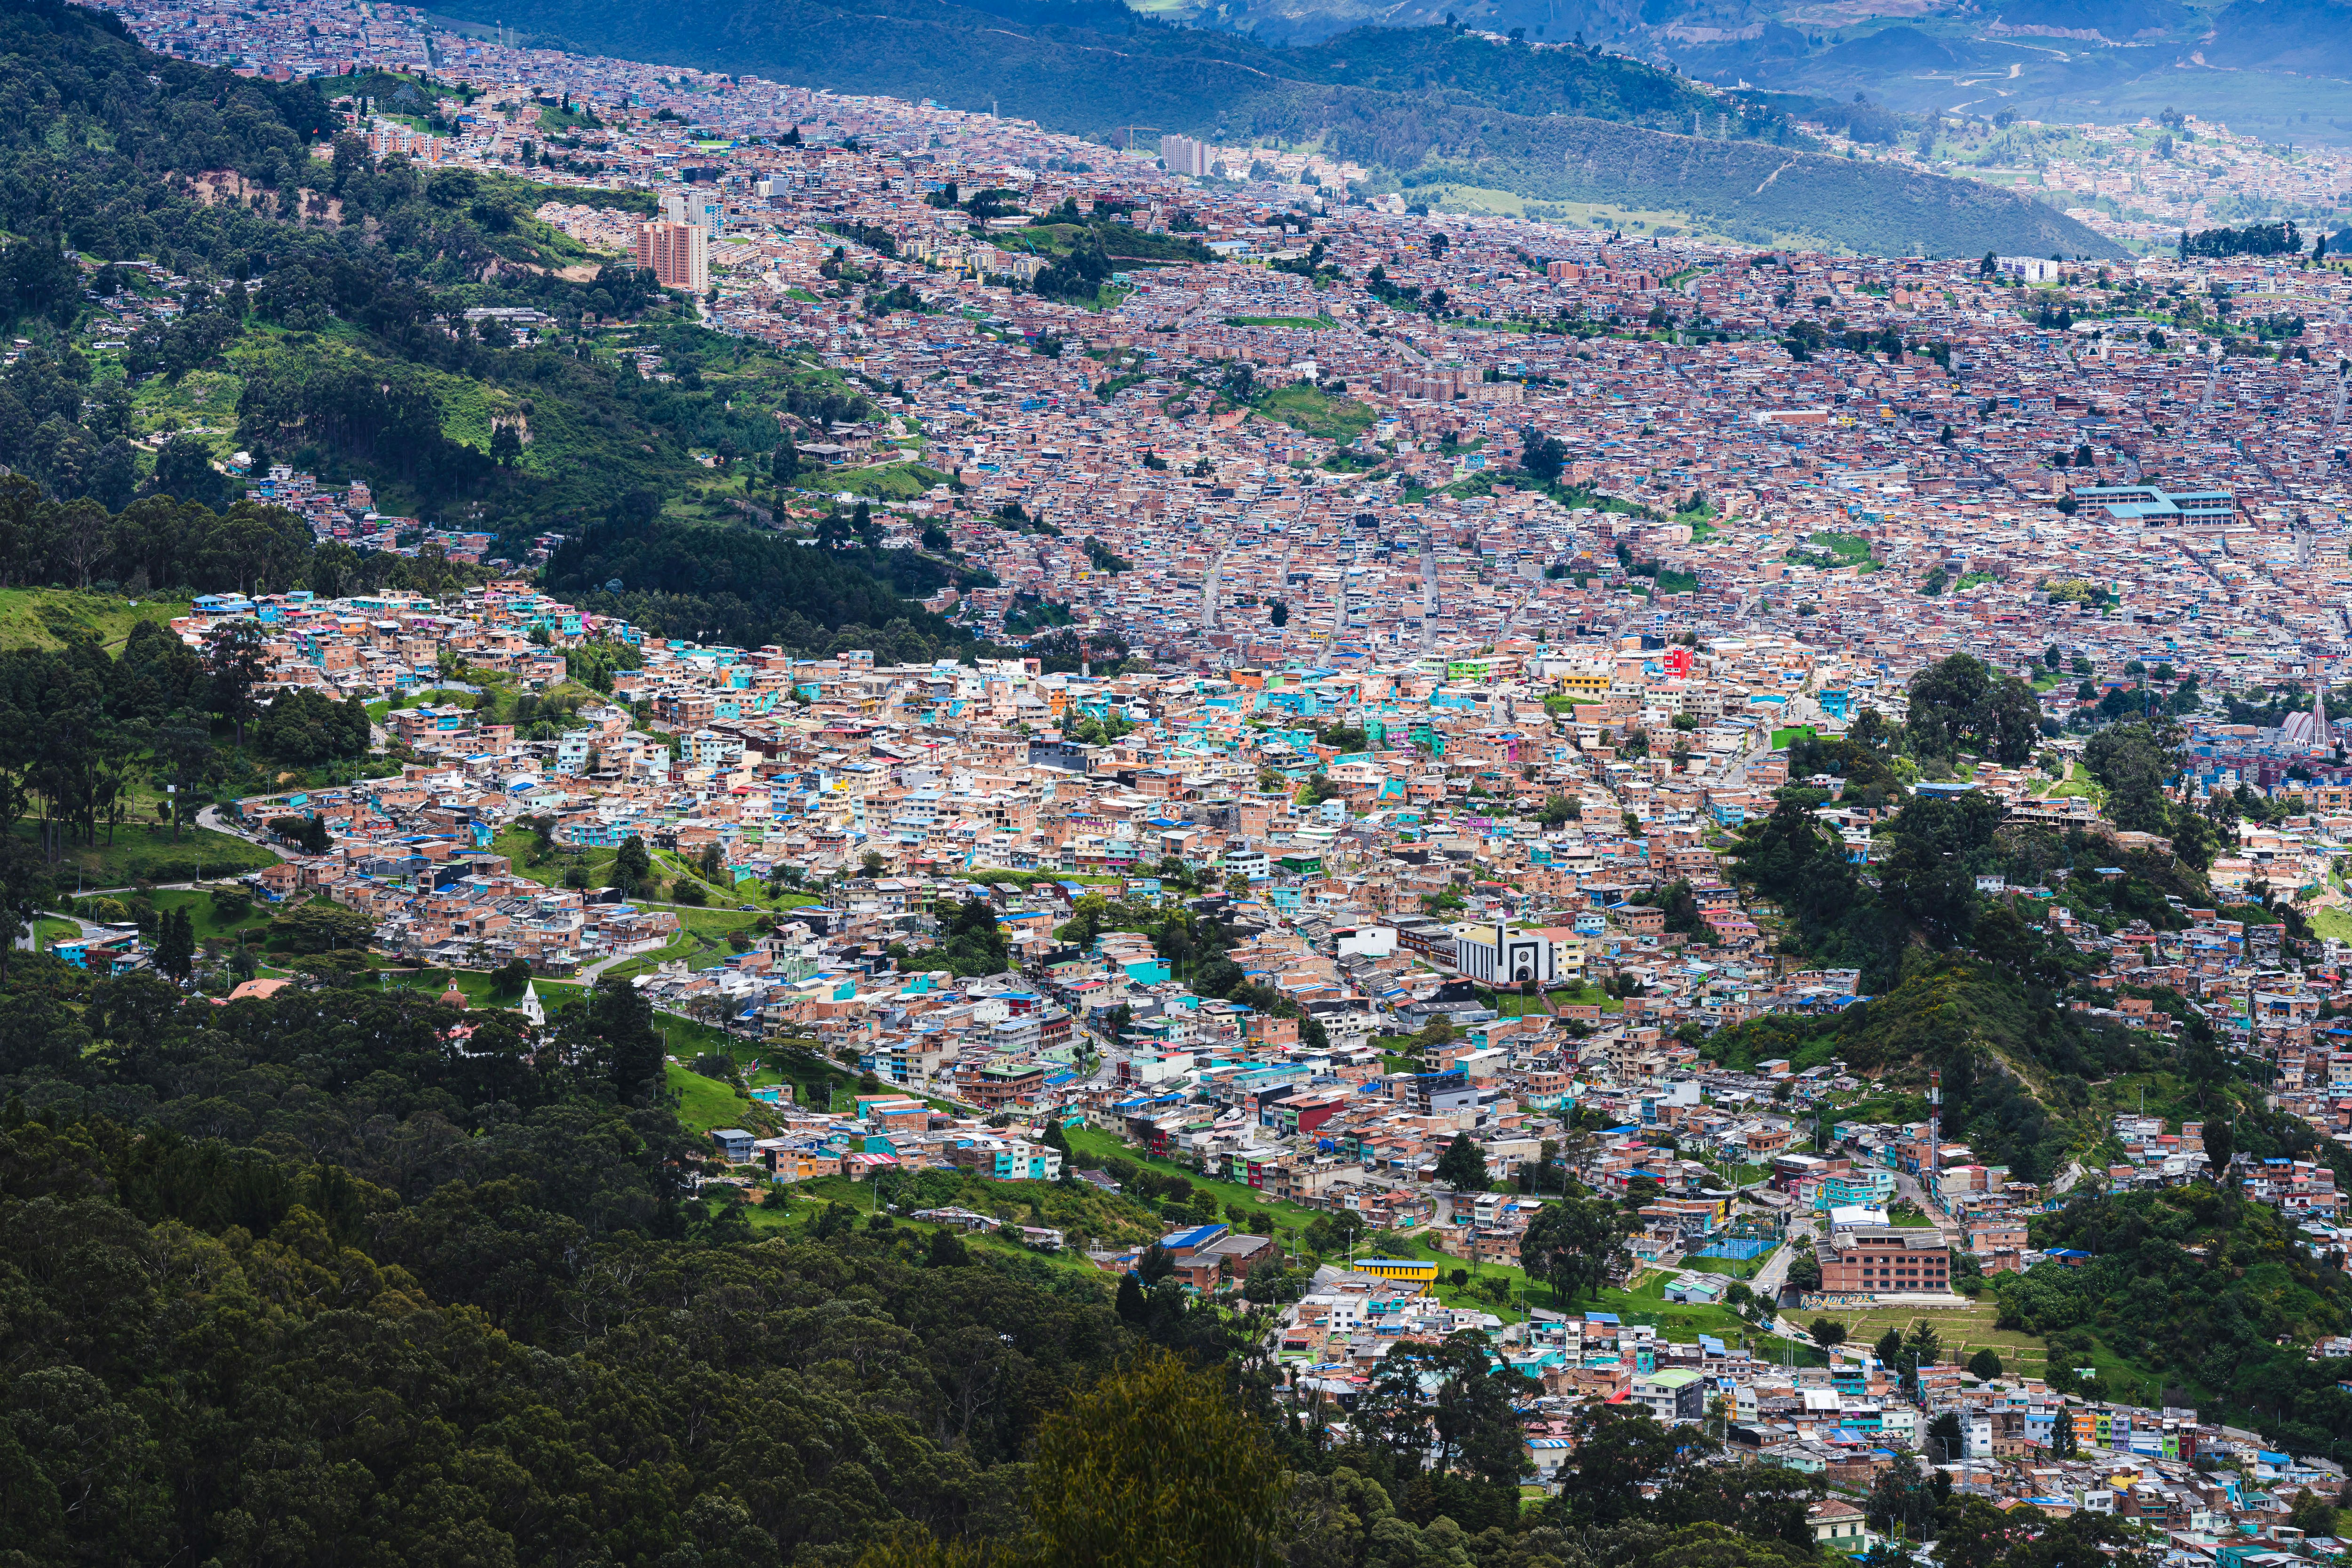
[1453,921,1556,987]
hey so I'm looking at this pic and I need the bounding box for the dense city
[8,0,2352,1565]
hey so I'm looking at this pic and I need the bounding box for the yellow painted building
[1353,1258,1441,1293]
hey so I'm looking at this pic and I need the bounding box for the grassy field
[668,1059,755,1136]
[0,589,195,652]
[665,1030,876,1136]
[31,823,278,889]
[493,830,817,919]
[2306,906,2352,944]
[131,370,243,458]
[1251,384,1375,444]
[736,1171,1129,1285]
[606,907,763,980]
[1804,1297,2049,1380]
[491,827,614,889]
[1224,314,1337,329]
[649,848,820,915]
[815,461,958,501]
[2084,1069,2210,1138]
[2045,762,2105,804]
[143,887,276,944]
[366,960,584,1011]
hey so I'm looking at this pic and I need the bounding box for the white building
[1453,921,1556,987]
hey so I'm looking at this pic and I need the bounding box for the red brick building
[1821,1226,1951,1294]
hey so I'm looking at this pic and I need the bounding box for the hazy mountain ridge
[1141,0,2352,140]
[464,0,2117,255]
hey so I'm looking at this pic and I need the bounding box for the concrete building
[1820,1226,1951,1295]
[1160,133,1210,177]
[635,219,709,293]
[1454,921,1556,987]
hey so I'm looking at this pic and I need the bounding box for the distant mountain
[1089,0,2352,143]
[2201,0,2352,78]
[1985,0,2192,41]
[460,0,2118,255]
[1632,0,2352,140]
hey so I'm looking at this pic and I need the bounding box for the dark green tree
[154,906,194,981]
[1435,1132,1488,1190]
[202,620,269,746]
[612,834,653,897]
[1520,1193,1623,1305]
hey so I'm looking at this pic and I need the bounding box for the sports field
[1800,1297,2050,1380]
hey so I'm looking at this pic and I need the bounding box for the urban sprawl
[77,0,2352,1549]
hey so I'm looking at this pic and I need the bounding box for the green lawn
[1806,1298,2045,1380]
[1771,725,1820,750]
[1223,314,1337,329]
[368,961,584,1011]
[1549,981,1625,1014]
[650,848,817,915]
[1804,532,1874,566]
[816,461,957,501]
[31,822,277,889]
[1250,384,1375,444]
[958,868,1125,888]
[668,1059,754,1136]
[741,1172,1128,1282]
[491,827,618,890]
[2309,907,2352,943]
[2045,762,2105,804]
[493,829,812,923]
[143,887,275,944]
[606,906,763,980]
[0,589,194,653]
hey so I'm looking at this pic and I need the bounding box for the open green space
[1804,1297,2049,1382]
[605,906,764,981]
[737,1171,1133,1283]
[2306,906,2352,944]
[668,1058,755,1136]
[649,848,819,915]
[366,960,582,1010]
[664,1031,941,1138]
[492,826,615,889]
[812,461,958,501]
[1223,315,1337,329]
[1250,384,1375,444]
[2045,761,2105,804]
[142,886,276,944]
[33,823,278,890]
[0,589,196,653]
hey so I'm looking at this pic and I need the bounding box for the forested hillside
[450,0,2116,256]
[0,952,2169,1565]
[0,0,972,658]
[1995,1187,2352,1453]
[1698,658,2289,1177]
[0,966,1152,1565]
